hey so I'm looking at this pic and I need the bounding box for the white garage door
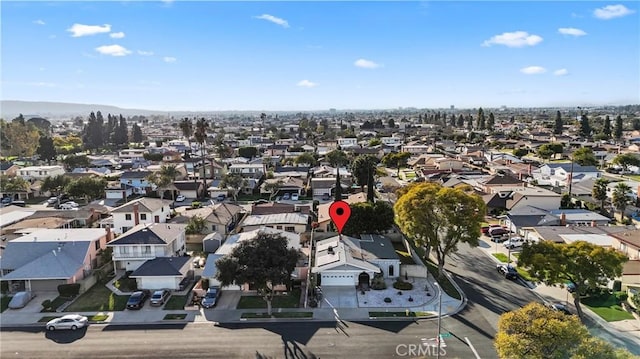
[321,273,354,286]
[313,189,330,197]
[140,277,178,290]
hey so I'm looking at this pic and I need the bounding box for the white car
[46,197,57,204]
[59,202,79,210]
[175,195,186,202]
[291,193,299,201]
[46,314,89,331]
[503,237,525,249]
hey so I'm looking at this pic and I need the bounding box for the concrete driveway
[213,290,241,310]
[319,286,358,308]
[6,291,57,313]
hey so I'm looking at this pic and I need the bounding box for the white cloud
[558,27,587,36]
[520,66,547,75]
[297,80,318,88]
[33,20,45,25]
[554,69,569,76]
[95,44,132,56]
[137,50,154,56]
[354,59,381,69]
[110,32,125,39]
[482,31,543,47]
[593,4,635,19]
[254,14,289,28]
[67,23,111,37]
[163,57,177,63]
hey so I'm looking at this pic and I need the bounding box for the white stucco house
[532,163,601,187]
[110,197,173,234]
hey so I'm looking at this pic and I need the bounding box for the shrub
[57,283,81,298]
[191,201,201,209]
[614,291,628,303]
[371,276,387,290]
[393,280,413,291]
[42,299,52,311]
[384,297,392,303]
[201,278,209,290]
[1,281,8,294]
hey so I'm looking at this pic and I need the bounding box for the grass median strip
[38,314,109,323]
[163,313,187,320]
[369,311,435,318]
[241,312,313,319]
[64,284,128,312]
[164,295,189,310]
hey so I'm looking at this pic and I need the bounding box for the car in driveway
[488,227,509,237]
[126,290,150,310]
[282,193,291,200]
[175,195,186,202]
[482,224,503,234]
[503,237,525,249]
[201,287,220,308]
[497,264,518,280]
[150,289,171,306]
[46,197,58,205]
[8,291,35,309]
[46,314,89,331]
[547,302,572,315]
[291,193,299,201]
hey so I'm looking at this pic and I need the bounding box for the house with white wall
[532,163,601,187]
[110,197,173,234]
[17,165,65,181]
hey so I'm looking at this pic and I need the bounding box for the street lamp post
[433,282,443,359]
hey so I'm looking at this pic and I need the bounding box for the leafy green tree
[185,215,207,235]
[36,136,57,164]
[42,175,71,198]
[382,152,411,176]
[537,143,563,161]
[487,112,495,130]
[495,302,588,359]
[263,179,283,201]
[394,182,486,278]
[342,201,394,236]
[368,138,382,147]
[65,177,107,202]
[215,232,299,315]
[603,115,612,139]
[612,182,632,221]
[131,123,143,143]
[592,178,609,211]
[351,155,378,193]
[457,114,465,128]
[238,146,258,160]
[579,113,591,138]
[554,110,563,135]
[387,118,395,128]
[294,152,317,166]
[572,148,598,167]
[614,115,623,140]
[220,173,245,201]
[62,155,90,170]
[326,149,349,167]
[179,118,194,157]
[518,241,628,320]
[0,119,40,157]
[612,153,640,173]
[146,172,172,200]
[0,175,29,194]
[513,148,529,158]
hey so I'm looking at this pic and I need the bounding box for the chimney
[591,220,596,227]
[560,212,566,226]
[105,226,112,242]
[133,203,140,225]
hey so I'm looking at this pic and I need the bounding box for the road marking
[465,337,481,359]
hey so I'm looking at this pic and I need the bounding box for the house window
[211,225,217,232]
[140,214,147,220]
[154,215,160,223]
[142,246,151,254]
[125,214,132,221]
[276,226,283,230]
[285,226,295,232]
[120,247,129,254]
[389,265,394,277]
[95,241,100,251]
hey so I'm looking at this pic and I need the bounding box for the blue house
[120,171,155,195]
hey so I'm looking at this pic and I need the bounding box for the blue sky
[2,1,639,111]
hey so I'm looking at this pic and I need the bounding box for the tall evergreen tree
[132,123,143,143]
[477,108,486,130]
[487,112,495,129]
[449,114,456,127]
[114,115,128,147]
[603,115,612,138]
[93,111,105,149]
[36,136,57,164]
[457,114,465,128]
[614,115,623,140]
[334,167,342,201]
[634,118,640,131]
[554,111,563,135]
[467,115,473,130]
[580,114,591,138]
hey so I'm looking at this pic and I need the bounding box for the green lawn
[237,289,301,309]
[113,274,138,292]
[582,294,635,322]
[492,253,512,263]
[163,313,187,320]
[164,295,189,310]
[38,314,109,323]
[392,241,415,265]
[1,295,12,313]
[41,296,71,313]
[64,284,128,312]
[515,267,535,281]
[241,311,312,319]
[369,311,434,318]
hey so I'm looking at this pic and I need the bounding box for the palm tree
[159,165,179,201]
[179,118,196,189]
[194,118,210,197]
[612,182,632,222]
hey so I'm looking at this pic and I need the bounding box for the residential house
[129,256,191,291]
[110,197,173,234]
[337,137,359,149]
[240,212,309,233]
[504,186,562,211]
[317,193,368,232]
[107,222,187,272]
[504,207,612,237]
[0,228,110,292]
[478,174,526,193]
[260,176,305,198]
[201,227,305,291]
[251,202,311,216]
[173,180,204,199]
[228,163,266,176]
[17,165,65,181]
[120,170,155,195]
[611,230,640,261]
[532,163,601,187]
[266,144,289,157]
[310,177,349,198]
[179,202,243,236]
[118,148,146,160]
[0,162,19,177]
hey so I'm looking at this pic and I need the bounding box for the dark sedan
[126,290,150,310]
[497,264,518,280]
[547,302,572,315]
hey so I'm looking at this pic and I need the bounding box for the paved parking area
[320,286,358,308]
[213,290,241,310]
[6,291,57,313]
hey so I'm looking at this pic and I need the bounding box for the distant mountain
[0,100,167,120]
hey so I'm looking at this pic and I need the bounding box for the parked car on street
[175,195,186,202]
[150,289,171,306]
[1,197,12,205]
[291,193,299,201]
[503,237,525,249]
[282,193,291,200]
[46,197,58,204]
[126,290,150,310]
[547,302,572,315]
[46,314,88,331]
[8,291,35,309]
[496,264,518,280]
[201,287,220,308]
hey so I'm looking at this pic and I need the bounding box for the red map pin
[329,200,351,234]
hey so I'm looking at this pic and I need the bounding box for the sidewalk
[476,235,640,348]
